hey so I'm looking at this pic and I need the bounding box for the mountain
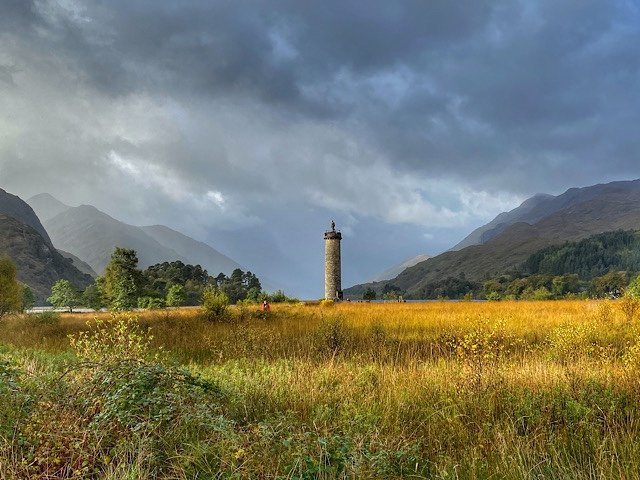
[0,188,53,245]
[27,193,71,222]
[452,193,554,250]
[42,201,243,277]
[0,214,93,301]
[43,205,190,273]
[58,250,98,278]
[367,254,431,282]
[452,180,640,251]
[346,179,640,299]
[141,225,242,276]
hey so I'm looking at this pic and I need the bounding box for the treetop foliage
[60,247,274,311]
[0,256,22,317]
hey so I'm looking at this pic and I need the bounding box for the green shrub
[202,287,229,320]
[485,291,501,301]
[626,274,640,299]
[69,313,157,363]
[137,296,166,310]
[166,284,186,307]
[0,257,22,318]
[269,290,288,303]
[26,310,61,326]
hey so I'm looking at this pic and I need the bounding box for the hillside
[58,250,98,278]
[27,193,71,222]
[0,188,53,245]
[452,180,640,251]
[0,214,93,301]
[43,205,191,273]
[452,193,553,250]
[522,230,640,279]
[346,179,640,299]
[42,202,244,276]
[141,225,241,276]
[367,254,431,282]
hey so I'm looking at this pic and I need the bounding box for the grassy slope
[3,302,640,478]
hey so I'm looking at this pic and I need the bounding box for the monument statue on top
[324,220,342,300]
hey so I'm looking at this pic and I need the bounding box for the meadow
[2,300,640,479]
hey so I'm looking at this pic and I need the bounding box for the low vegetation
[3,300,640,478]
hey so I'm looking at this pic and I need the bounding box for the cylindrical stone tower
[324,221,342,300]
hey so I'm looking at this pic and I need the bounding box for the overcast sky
[1,0,639,297]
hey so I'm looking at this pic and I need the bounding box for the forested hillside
[522,230,640,279]
[354,230,640,301]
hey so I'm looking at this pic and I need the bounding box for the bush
[626,274,640,299]
[202,287,229,320]
[166,284,186,307]
[69,313,157,363]
[25,311,61,326]
[137,296,166,310]
[522,286,552,300]
[619,295,640,322]
[363,288,377,301]
[61,312,223,476]
[269,290,288,303]
[315,316,350,357]
[548,322,595,364]
[0,257,22,318]
[485,291,501,301]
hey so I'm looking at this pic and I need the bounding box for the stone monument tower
[324,220,343,300]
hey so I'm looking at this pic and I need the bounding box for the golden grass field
[3,300,640,479]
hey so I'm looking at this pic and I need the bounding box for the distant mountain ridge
[346,179,640,299]
[43,204,191,273]
[141,225,241,276]
[452,193,554,250]
[367,254,431,283]
[29,195,243,278]
[453,180,640,251]
[27,193,72,223]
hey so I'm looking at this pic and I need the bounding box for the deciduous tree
[48,280,81,312]
[0,257,22,318]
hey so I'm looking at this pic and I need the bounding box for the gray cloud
[0,0,639,297]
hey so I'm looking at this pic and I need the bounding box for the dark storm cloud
[0,1,493,108]
[0,0,40,28]
[4,0,637,189]
[1,0,639,296]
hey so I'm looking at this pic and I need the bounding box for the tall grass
[2,301,640,478]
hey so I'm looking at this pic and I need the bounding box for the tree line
[0,247,294,315]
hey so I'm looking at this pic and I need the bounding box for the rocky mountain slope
[0,214,93,301]
[0,188,53,245]
[346,179,640,298]
[58,250,98,278]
